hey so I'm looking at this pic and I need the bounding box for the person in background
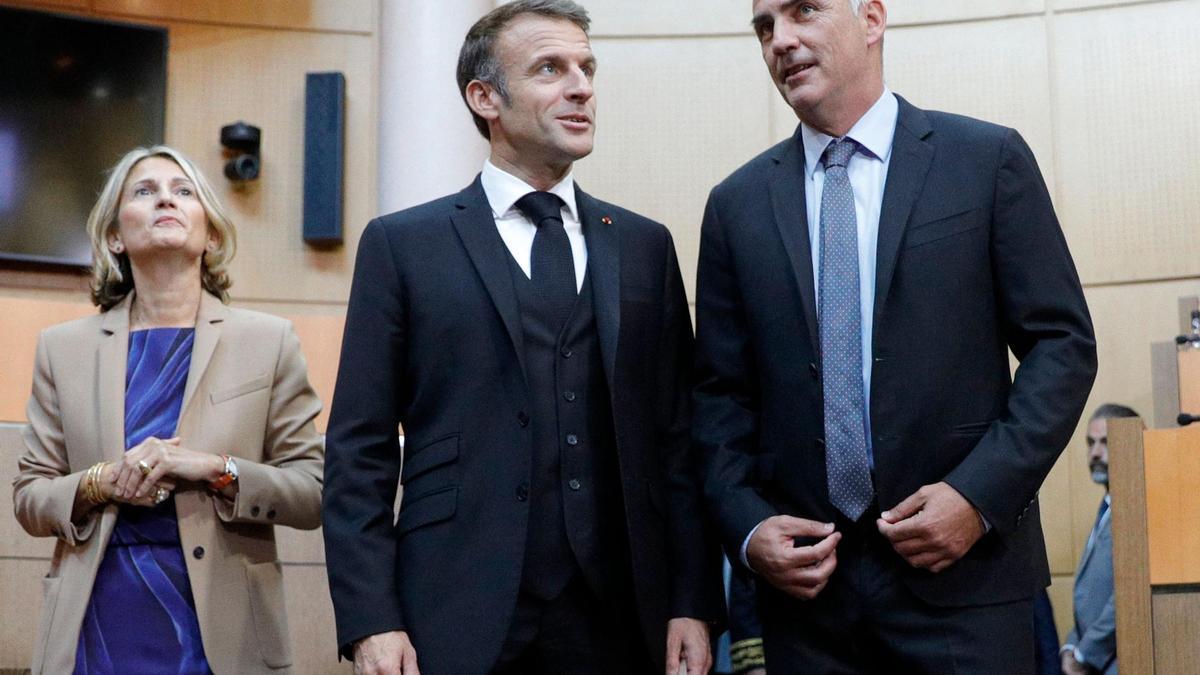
[1061,403,1137,675]
[13,145,324,674]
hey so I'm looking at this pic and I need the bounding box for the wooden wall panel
[888,0,1044,25]
[94,0,375,33]
[1053,0,1200,284]
[884,16,1056,193]
[164,22,376,304]
[576,36,775,299]
[0,558,50,670]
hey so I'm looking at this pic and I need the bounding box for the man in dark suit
[692,1,1097,672]
[322,2,721,674]
[1061,404,1136,675]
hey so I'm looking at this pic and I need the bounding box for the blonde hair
[87,145,237,310]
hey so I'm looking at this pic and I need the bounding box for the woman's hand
[99,461,177,507]
[112,437,225,501]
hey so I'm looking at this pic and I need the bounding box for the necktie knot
[821,138,858,170]
[515,191,565,227]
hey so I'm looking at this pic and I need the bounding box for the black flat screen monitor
[0,7,167,268]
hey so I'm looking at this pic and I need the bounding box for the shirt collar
[800,88,899,179]
[481,159,579,221]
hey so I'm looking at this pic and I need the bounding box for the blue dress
[75,328,212,675]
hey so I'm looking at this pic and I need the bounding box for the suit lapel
[769,130,819,353]
[873,96,934,324]
[450,177,527,377]
[99,296,132,460]
[575,186,620,385]
[180,291,228,421]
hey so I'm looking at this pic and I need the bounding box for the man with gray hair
[693,0,1096,672]
[1060,403,1137,675]
[323,2,722,673]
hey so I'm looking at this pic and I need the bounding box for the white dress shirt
[741,89,899,567]
[801,87,898,467]
[480,159,588,292]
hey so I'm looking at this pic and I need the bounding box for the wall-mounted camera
[220,121,261,182]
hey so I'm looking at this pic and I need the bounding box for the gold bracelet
[85,462,108,506]
[84,463,98,505]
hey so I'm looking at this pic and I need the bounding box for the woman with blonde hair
[14,145,324,674]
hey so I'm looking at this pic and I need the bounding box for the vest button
[565,434,579,446]
[561,347,573,358]
[568,479,582,491]
[517,411,530,427]
[193,546,205,559]
[516,483,529,501]
[563,391,577,402]
[809,362,819,379]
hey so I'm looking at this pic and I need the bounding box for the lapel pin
[601,216,612,225]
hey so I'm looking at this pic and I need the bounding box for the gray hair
[1090,403,1140,422]
[87,146,237,310]
[457,0,591,139]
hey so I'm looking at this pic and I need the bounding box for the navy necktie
[819,138,874,520]
[516,191,576,326]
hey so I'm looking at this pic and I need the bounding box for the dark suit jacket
[693,96,1097,608]
[323,177,722,674]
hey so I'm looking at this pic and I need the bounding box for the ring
[137,460,153,476]
[154,487,169,504]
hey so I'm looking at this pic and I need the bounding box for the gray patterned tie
[819,138,874,520]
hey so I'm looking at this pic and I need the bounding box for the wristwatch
[208,454,239,491]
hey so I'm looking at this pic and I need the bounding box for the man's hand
[353,630,419,675]
[665,617,711,675]
[876,481,985,573]
[1060,649,1089,675]
[746,515,841,600]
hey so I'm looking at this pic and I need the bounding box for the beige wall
[2,0,1197,669]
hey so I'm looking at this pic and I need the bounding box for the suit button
[516,483,529,501]
[517,411,530,427]
[566,434,579,446]
[561,347,573,358]
[267,509,277,520]
[809,362,819,379]
[251,506,261,517]
[563,391,576,402]
[193,546,205,559]
[568,479,582,491]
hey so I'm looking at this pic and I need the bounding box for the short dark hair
[456,0,591,139]
[1091,403,1140,422]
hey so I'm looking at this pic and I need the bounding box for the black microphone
[1178,413,1200,426]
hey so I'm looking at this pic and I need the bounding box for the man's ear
[465,80,502,124]
[864,0,887,47]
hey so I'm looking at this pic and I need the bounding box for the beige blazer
[13,291,324,674]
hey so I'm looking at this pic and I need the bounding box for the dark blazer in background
[693,96,1097,609]
[323,178,722,674]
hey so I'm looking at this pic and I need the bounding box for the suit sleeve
[692,191,780,557]
[656,230,725,622]
[322,219,408,657]
[1075,591,1116,671]
[211,320,324,529]
[943,129,1097,536]
[13,332,104,545]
